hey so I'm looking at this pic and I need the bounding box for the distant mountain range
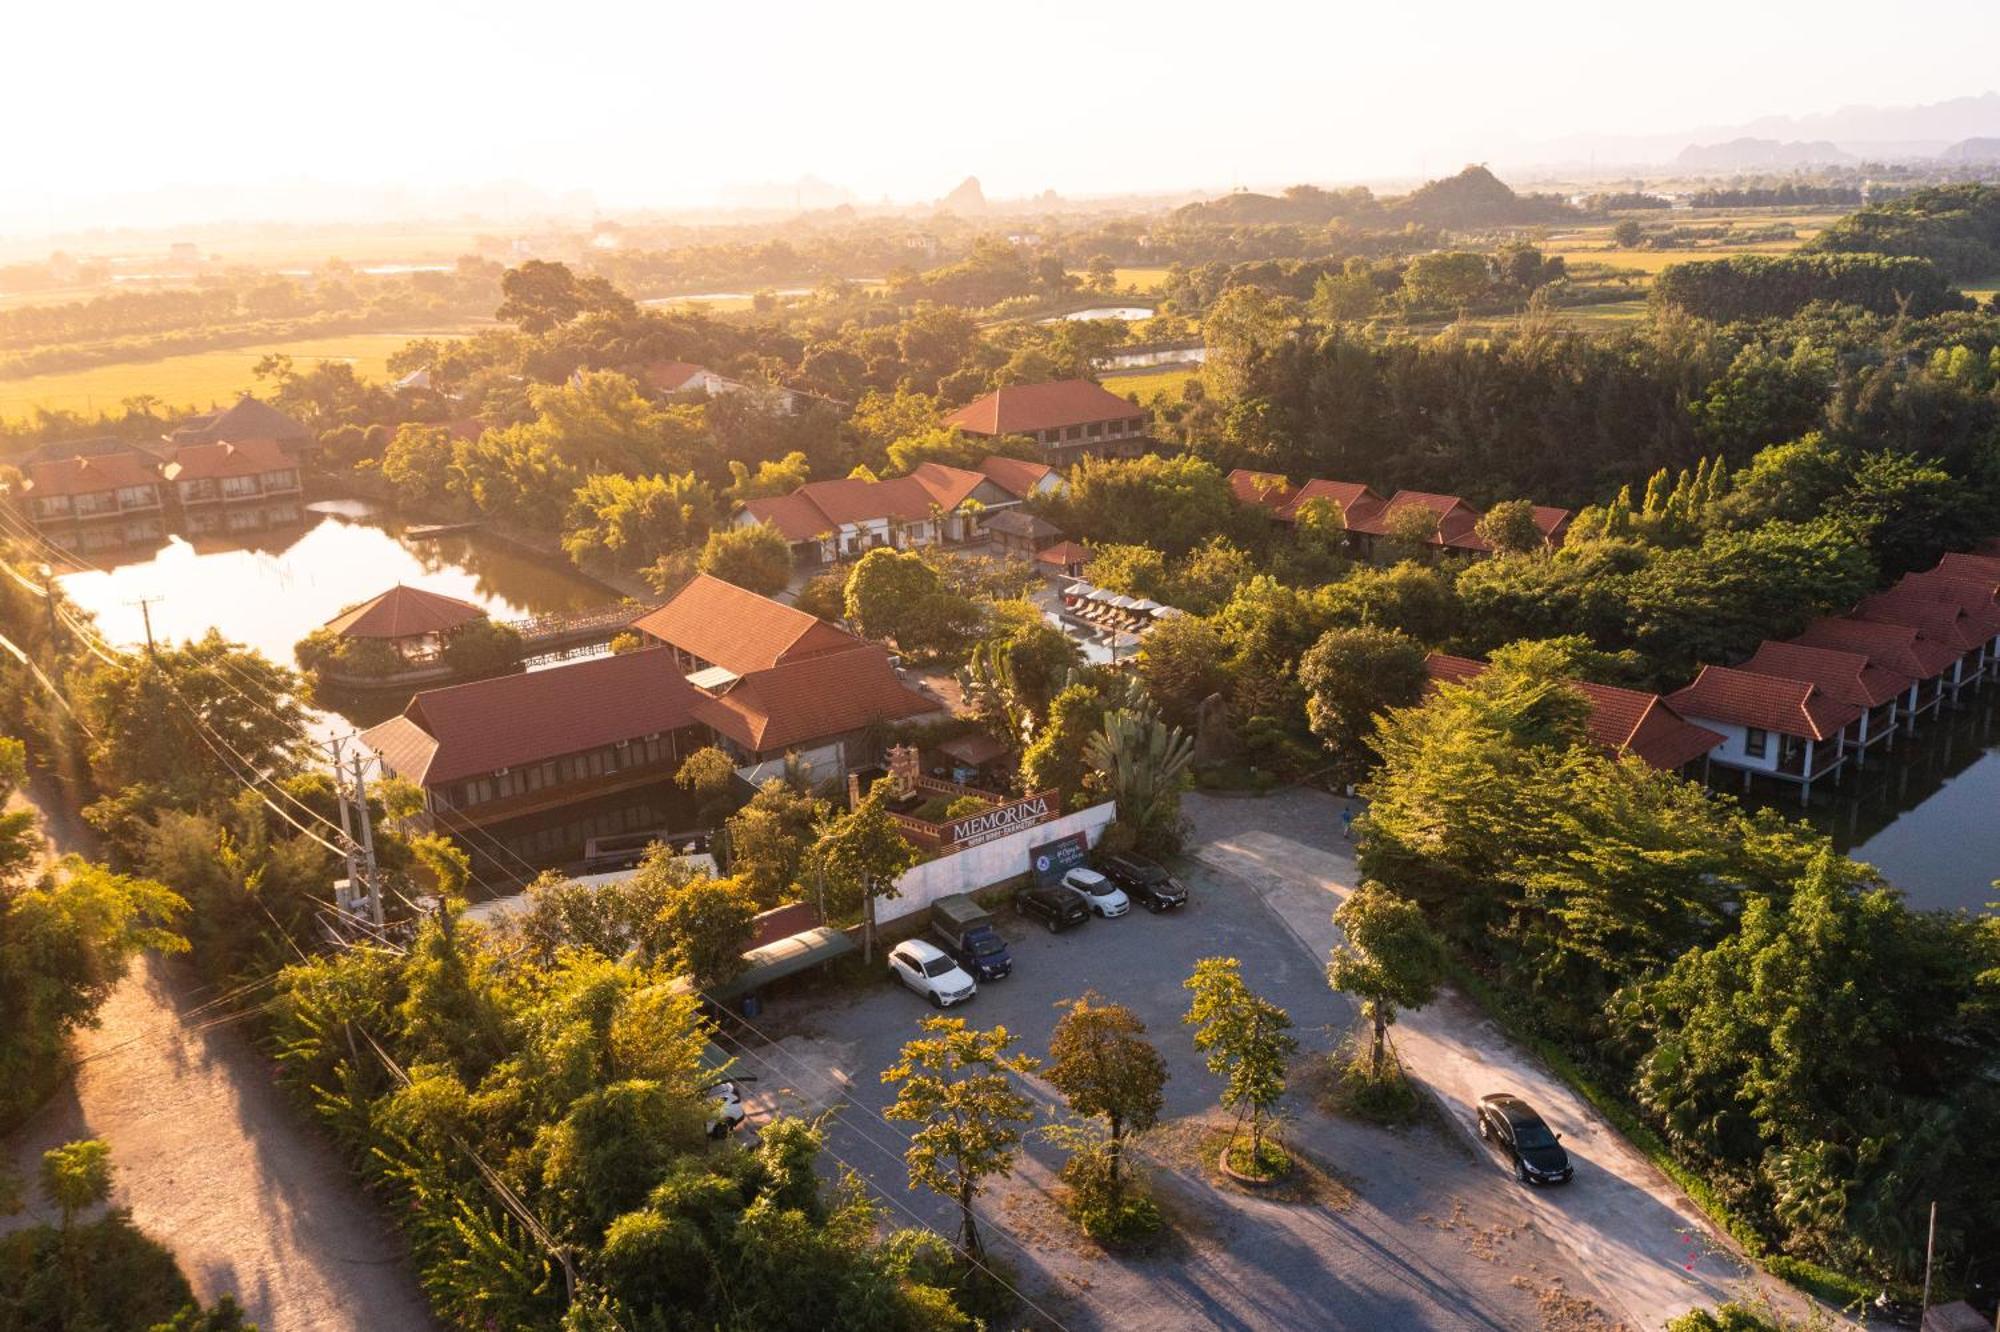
[1499,92,2000,172]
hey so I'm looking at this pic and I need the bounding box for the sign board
[945,791,1056,849]
[1029,832,1090,889]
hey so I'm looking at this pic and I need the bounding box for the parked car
[1099,853,1190,911]
[930,893,1013,980]
[1061,867,1131,918]
[1477,1093,1573,1185]
[705,1078,751,1140]
[1016,881,1091,932]
[887,939,977,1007]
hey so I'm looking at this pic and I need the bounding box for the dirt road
[2,778,435,1331]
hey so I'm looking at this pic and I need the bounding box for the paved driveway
[1185,789,1788,1331]
[732,853,1622,1331]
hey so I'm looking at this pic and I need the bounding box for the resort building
[1851,588,1994,698]
[362,649,710,867]
[1423,654,1723,776]
[1791,617,1956,731]
[165,396,314,456]
[630,573,942,782]
[162,438,303,533]
[1666,664,1862,799]
[942,379,1148,467]
[1035,541,1092,581]
[321,585,489,666]
[1737,640,1909,762]
[16,449,167,551]
[1224,469,1571,559]
[735,457,1044,566]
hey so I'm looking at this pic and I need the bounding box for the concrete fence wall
[876,801,1117,926]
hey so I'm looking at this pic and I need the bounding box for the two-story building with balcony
[943,379,1148,467]
[17,449,167,552]
[162,438,303,534]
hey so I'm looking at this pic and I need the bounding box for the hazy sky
[8,0,2000,224]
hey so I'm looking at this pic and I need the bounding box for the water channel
[55,499,614,732]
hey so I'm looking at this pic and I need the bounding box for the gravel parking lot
[730,857,1623,1332]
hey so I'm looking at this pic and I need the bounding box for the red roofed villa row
[1661,541,2000,800]
[1224,468,1571,558]
[735,456,1060,567]
[366,576,942,843]
[941,379,1148,466]
[1666,665,1862,795]
[1423,655,1723,774]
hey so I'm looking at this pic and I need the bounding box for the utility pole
[1919,1199,1937,1325]
[37,564,60,654]
[349,748,384,928]
[127,596,160,658]
[329,737,362,911]
[327,737,383,930]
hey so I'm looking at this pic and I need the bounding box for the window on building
[1065,426,1083,441]
[1744,728,1768,759]
[1086,422,1102,437]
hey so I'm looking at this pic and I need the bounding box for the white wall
[1691,718,1782,773]
[876,800,1117,926]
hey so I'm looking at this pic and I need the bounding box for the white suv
[888,939,978,1007]
[1061,867,1130,918]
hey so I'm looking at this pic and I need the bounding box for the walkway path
[1186,789,1793,1331]
[1,776,435,1331]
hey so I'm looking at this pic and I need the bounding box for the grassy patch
[1101,365,1197,403]
[0,326,487,423]
[1303,1040,1430,1127]
[1113,266,1173,294]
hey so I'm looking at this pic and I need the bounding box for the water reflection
[57,500,609,664]
[54,500,615,735]
[1780,691,2000,915]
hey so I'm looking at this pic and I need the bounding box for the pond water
[55,500,613,729]
[1046,305,1155,323]
[1810,690,2000,915]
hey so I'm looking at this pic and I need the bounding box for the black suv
[1477,1093,1573,1185]
[1016,882,1090,932]
[1099,854,1189,912]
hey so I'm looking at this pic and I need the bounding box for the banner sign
[945,790,1056,849]
[1029,832,1090,888]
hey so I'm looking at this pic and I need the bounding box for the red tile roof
[1853,590,1993,654]
[1035,540,1092,568]
[1226,469,1298,510]
[640,360,710,392]
[22,451,160,498]
[164,437,295,481]
[1423,654,1723,770]
[1532,506,1573,543]
[1893,571,2000,634]
[1281,478,1386,527]
[1361,491,1490,551]
[1667,665,1861,742]
[1741,640,1910,709]
[689,645,939,754]
[323,585,487,639]
[1934,552,2000,586]
[630,573,861,674]
[168,395,310,446]
[975,454,1057,499]
[362,649,700,786]
[942,379,1139,436]
[1793,617,1958,681]
[741,463,995,542]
